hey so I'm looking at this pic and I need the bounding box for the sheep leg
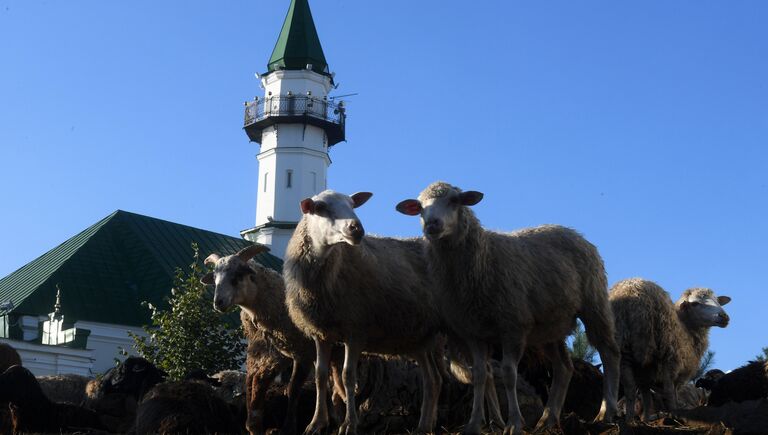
[304,338,332,435]
[535,341,573,430]
[619,360,638,422]
[338,341,362,435]
[581,304,620,422]
[330,357,346,423]
[414,350,442,433]
[462,340,489,435]
[281,358,312,435]
[484,362,505,430]
[500,338,526,435]
[640,388,654,421]
[661,374,677,414]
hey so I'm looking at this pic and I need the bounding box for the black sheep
[0,343,21,374]
[695,368,725,391]
[707,360,768,406]
[0,365,104,433]
[100,356,168,400]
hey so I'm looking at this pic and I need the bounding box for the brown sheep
[0,343,21,373]
[202,245,344,435]
[284,190,445,435]
[609,278,730,421]
[37,373,91,404]
[397,182,621,435]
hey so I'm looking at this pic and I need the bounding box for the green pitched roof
[0,210,282,327]
[268,0,329,75]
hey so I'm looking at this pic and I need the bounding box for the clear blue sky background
[1,1,766,371]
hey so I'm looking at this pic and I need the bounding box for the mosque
[0,0,338,375]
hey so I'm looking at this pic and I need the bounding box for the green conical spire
[267,0,329,75]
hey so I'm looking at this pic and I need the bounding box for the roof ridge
[0,211,118,303]
[0,211,283,326]
[114,210,241,240]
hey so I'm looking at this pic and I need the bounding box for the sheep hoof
[337,420,357,435]
[533,410,558,432]
[502,424,523,435]
[303,419,329,435]
[488,420,506,433]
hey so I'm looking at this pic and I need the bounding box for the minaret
[241,0,345,258]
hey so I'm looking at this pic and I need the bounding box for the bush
[125,243,246,380]
[569,320,597,364]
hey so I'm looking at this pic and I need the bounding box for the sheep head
[299,190,372,248]
[676,288,731,328]
[200,244,270,312]
[102,357,167,401]
[396,181,483,241]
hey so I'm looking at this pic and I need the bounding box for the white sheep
[397,181,621,435]
[283,190,445,435]
[609,278,730,421]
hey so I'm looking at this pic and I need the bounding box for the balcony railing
[244,96,345,127]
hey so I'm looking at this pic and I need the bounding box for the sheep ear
[459,191,484,206]
[200,273,214,285]
[396,199,422,216]
[300,198,315,214]
[717,296,731,306]
[204,253,221,266]
[350,192,373,208]
[236,244,269,262]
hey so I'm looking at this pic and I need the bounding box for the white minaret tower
[241,0,346,258]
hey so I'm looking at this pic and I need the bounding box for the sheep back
[0,343,21,373]
[135,381,241,435]
[37,373,91,405]
[708,360,768,406]
[609,278,706,385]
[430,222,608,345]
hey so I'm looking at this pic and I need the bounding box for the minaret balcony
[244,96,346,146]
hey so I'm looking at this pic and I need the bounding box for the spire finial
[54,284,62,316]
[267,0,329,74]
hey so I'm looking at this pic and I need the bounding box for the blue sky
[1,1,766,371]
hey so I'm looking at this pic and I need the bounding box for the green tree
[756,347,768,362]
[125,243,246,380]
[569,321,597,364]
[694,350,716,381]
